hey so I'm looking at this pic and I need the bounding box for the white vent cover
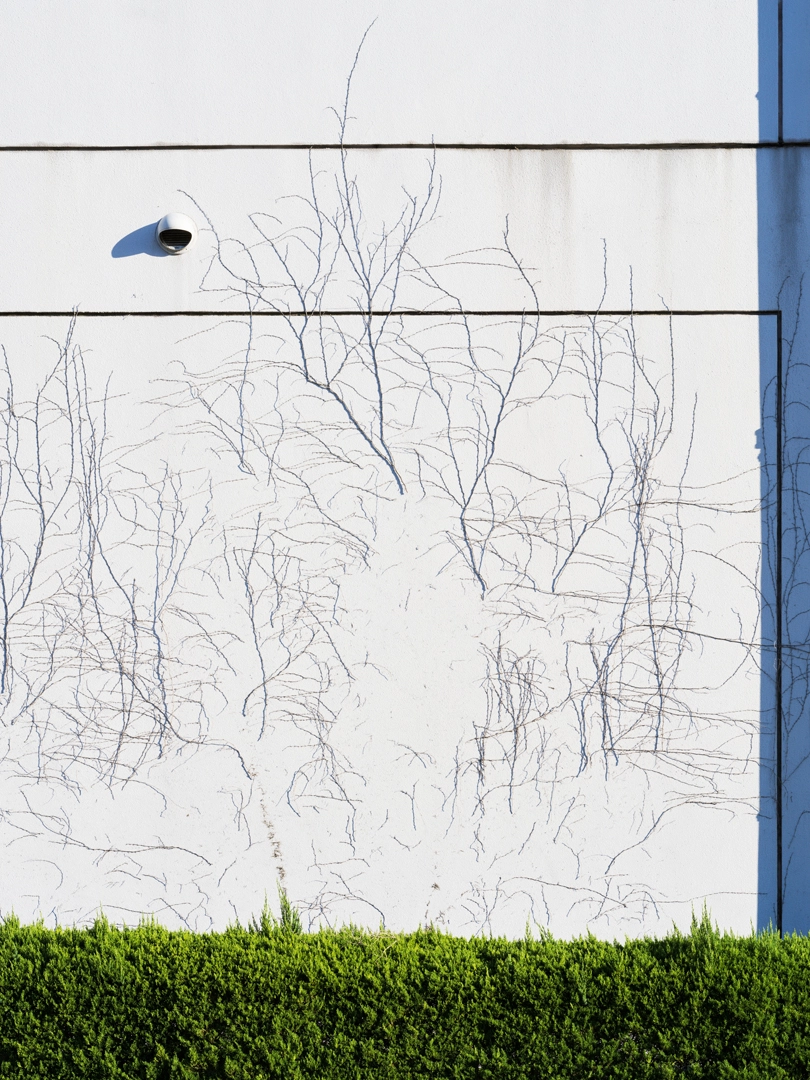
[156,213,197,255]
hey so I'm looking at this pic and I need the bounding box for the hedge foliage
[0,908,808,1079]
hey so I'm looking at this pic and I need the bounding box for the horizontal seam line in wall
[0,310,779,318]
[0,142,808,152]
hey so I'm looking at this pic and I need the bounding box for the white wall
[0,0,801,937]
[0,148,760,312]
[0,1,759,145]
[0,311,766,936]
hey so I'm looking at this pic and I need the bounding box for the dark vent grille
[158,229,192,251]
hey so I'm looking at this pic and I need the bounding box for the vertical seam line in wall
[778,0,784,144]
[776,309,784,935]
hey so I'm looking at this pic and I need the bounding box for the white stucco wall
[0,0,805,937]
[0,1,759,146]
[0,148,760,312]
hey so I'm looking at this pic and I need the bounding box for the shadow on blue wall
[758,0,810,933]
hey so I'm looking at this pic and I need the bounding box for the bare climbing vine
[0,47,772,934]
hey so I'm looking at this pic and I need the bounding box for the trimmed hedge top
[0,911,807,1079]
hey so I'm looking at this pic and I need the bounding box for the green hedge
[0,910,807,1079]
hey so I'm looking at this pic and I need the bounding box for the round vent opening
[155,213,197,255]
[158,228,193,252]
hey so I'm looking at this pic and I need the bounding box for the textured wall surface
[0,1,759,145]
[0,0,807,937]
